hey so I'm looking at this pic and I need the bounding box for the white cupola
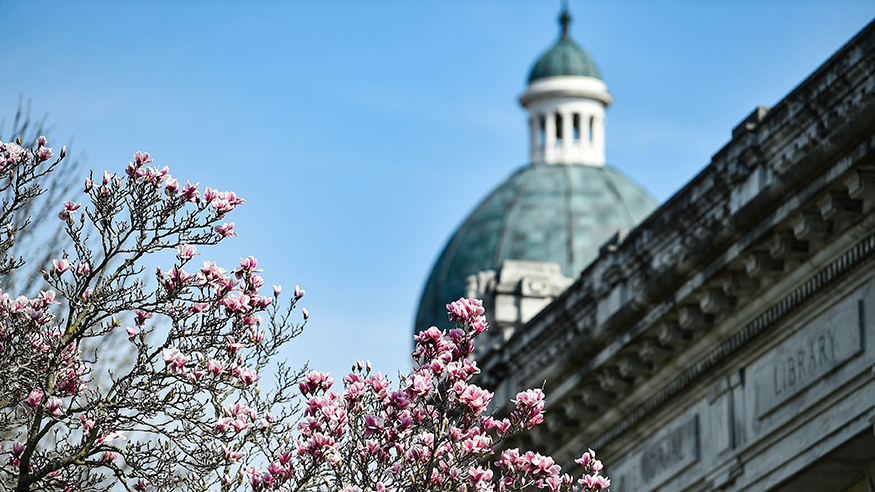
[519,9,612,166]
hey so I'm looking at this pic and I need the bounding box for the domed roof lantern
[520,6,613,166]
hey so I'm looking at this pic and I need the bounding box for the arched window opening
[555,112,563,142]
[573,114,581,141]
[588,116,595,143]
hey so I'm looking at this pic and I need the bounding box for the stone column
[530,115,540,163]
[545,112,556,163]
[593,114,605,165]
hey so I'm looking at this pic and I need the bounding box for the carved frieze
[750,295,864,418]
[610,415,699,492]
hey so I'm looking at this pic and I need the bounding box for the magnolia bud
[60,145,67,158]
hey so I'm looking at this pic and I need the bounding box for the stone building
[417,9,875,492]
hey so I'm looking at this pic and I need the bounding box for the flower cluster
[0,141,608,492]
[0,148,309,492]
[238,297,609,492]
[0,136,53,171]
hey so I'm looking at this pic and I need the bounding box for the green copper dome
[415,164,657,334]
[528,10,603,83]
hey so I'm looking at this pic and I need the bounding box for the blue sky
[2,2,874,382]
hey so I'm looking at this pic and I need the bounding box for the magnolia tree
[0,99,83,295]
[0,137,610,492]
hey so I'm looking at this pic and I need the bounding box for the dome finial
[559,1,571,38]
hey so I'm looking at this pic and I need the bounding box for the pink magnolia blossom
[37,146,53,161]
[203,187,219,203]
[231,419,249,433]
[462,435,492,455]
[96,430,127,445]
[164,177,180,195]
[299,371,333,396]
[189,302,208,313]
[578,473,611,490]
[44,396,63,418]
[214,222,237,237]
[250,274,265,290]
[38,290,59,306]
[79,414,95,434]
[161,347,188,373]
[225,402,256,420]
[221,294,251,314]
[207,359,225,375]
[247,327,264,343]
[236,256,262,275]
[176,243,199,260]
[226,336,245,352]
[164,267,192,288]
[52,258,71,274]
[24,389,43,408]
[238,367,259,386]
[273,285,282,297]
[133,478,149,492]
[136,165,170,187]
[447,297,485,324]
[134,151,153,166]
[58,201,80,222]
[180,181,199,203]
[215,417,233,433]
[133,309,153,327]
[222,444,244,463]
[409,371,433,397]
[575,449,594,467]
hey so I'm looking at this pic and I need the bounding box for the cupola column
[544,112,556,163]
[593,114,605,162]
[529,116,540,163]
